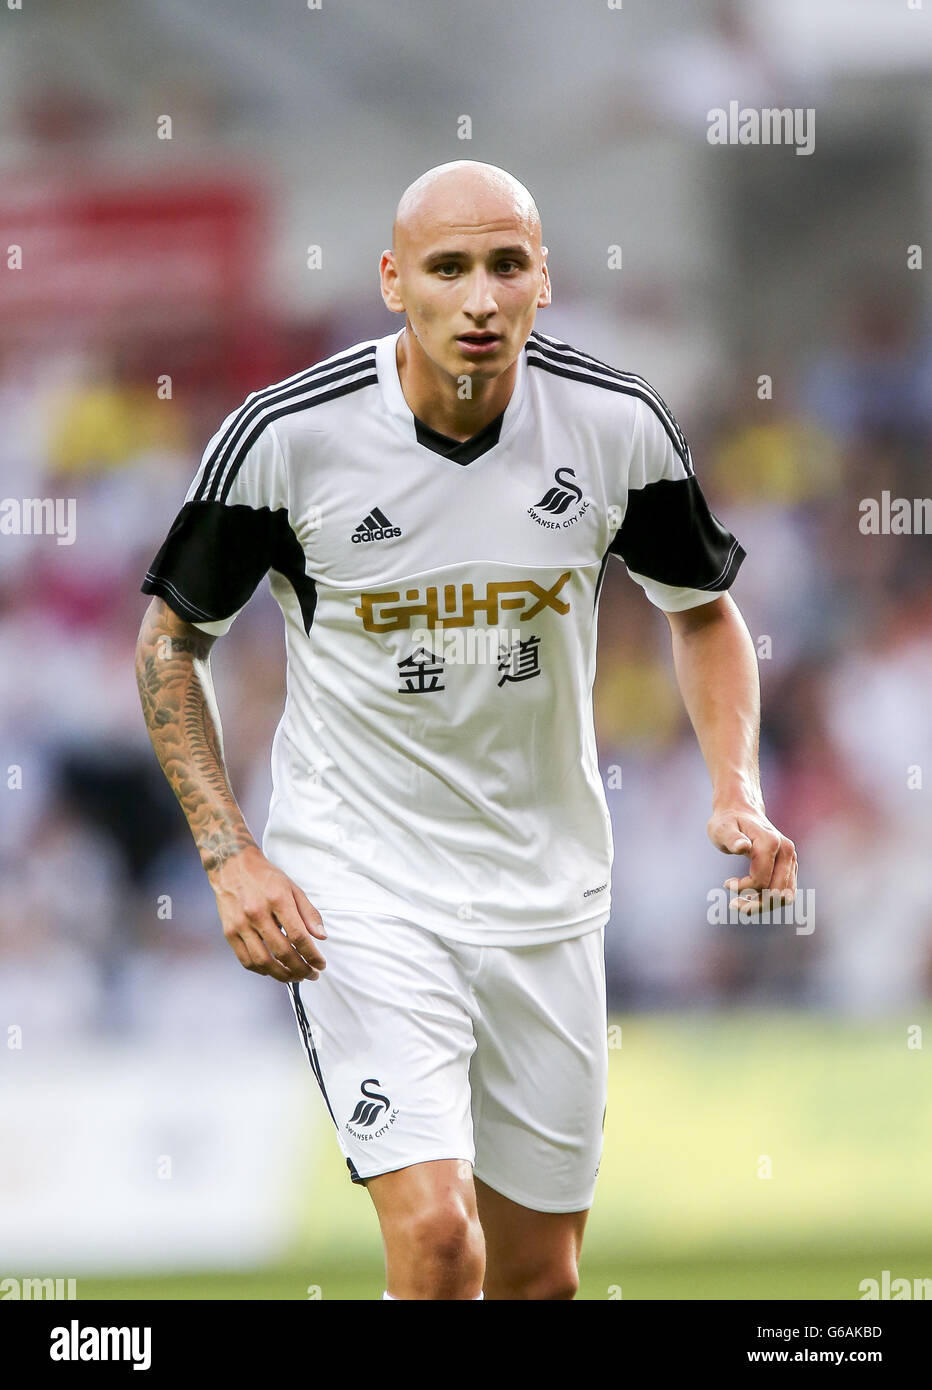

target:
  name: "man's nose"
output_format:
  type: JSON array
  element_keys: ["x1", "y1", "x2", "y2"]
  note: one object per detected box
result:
[{"x1": 462, "y1": 270, "x2": 498, "y2": 319}]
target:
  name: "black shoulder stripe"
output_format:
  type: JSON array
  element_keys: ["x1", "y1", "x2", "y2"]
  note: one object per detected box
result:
[
  {"x1": 528, "y1": 330, "x2": 669, "y2": 399},
  {"x1": 526, "y1": 353, "x2": 691, "y2": 472},
  {"x1": 526, "y1": 333, "x2": 692, "y2": 472},
  {"x1": 196, "y1": 343, "x2": 377, "y2": 501},
  {"x1": 201, "y1": 354, "x2": 377, "y2": 503},
  {"x1": 216, "y1": 371, "x2": 378, "y2": 504},
  {"x1": 196, "y1": 347, "x2": 378, "y2": 503}
]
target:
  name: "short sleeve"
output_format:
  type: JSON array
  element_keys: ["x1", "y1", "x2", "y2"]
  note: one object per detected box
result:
[
  {"x1": 609, "y1": 395, "x2": 745, "y2": 612},
  {"x1": 141, "y1": 411, "x2": 307, "y2": 635}
]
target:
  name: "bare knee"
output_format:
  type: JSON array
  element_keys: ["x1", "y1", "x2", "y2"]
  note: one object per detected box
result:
[
  {"x1": 411, "y1": 1200, "x2": 482, "y2": 1267},
  {"x1": 526, "y1": 1261, "x2": 579, "y2": 1300},
  {"x1": 384, "y1": 1196, "x2": 485, "y2": 1298},
  {"x1": 487, "y1": 1255, "x2": 580, "y2": 1301}
]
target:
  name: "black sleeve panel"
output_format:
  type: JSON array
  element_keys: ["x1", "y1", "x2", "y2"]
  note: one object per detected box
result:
[
  {"x1": 141, "y1": 500, "x2": 318, "y2": 633},
  {"x1": 609, "y1": 475, "x2": 746, "y2": 591}
]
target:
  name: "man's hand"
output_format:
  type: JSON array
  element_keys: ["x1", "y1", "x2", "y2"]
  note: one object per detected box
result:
[
  {"x1": 207, "y1": 845, "x2": 328, "y2": 983},
  {"x1": 663, "y1": 596, "x2": 797, "y2": 916},
  {"x1": 707, "y1": 807, "x2": 797, "y2": 914}
]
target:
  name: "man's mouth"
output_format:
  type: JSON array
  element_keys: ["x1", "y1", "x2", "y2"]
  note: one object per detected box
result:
[{"x1": 456, "y1": 332, "x2": 501, "y2": 355}]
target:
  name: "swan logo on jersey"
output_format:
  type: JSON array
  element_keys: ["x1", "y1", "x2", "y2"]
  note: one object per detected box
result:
[
  {"x1": 355, "y1": 572, "x2": 572, "y2": 632},
  {"x1": 528, "y1": 467, "x2": 591, "y2": 529},
  {"x1": 346, "y1": 1079, "x2": 399, "y2": 1141}
]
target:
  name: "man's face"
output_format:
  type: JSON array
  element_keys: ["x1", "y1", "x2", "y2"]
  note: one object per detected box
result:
[{"x1": 381, "y1": 193, "x2": 551, "y2": 385}]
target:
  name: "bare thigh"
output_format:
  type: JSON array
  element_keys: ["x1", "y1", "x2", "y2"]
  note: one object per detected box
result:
[{"x1": 475, "y1": 1176, "x2": 589, "y2": 1300}]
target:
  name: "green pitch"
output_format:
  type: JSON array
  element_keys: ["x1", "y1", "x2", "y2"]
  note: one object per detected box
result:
[
  {"x1": 76, "y1": 1011, "x2": 932, "y2": 1301},
  {"x1": 75, "y1": 1249, "x2": 932, "y2": 1301}
]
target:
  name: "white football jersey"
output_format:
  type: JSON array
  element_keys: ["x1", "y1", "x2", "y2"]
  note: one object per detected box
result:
[{"x1": 143, "y1": 328, "x2": 745, "y2": 945}]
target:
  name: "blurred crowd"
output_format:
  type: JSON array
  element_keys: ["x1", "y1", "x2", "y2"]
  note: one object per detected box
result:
[
  {"x1": 596, "y1": 290, "x2": 932, "y2": 1014},
  {"x1": 1, "y1": 280, "x2": 930, "y2": 1045}
]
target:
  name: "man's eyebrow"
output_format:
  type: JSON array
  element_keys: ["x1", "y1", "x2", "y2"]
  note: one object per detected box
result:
[{"x1": 421, "y1": 244, "x2": 532, "y2": 265}]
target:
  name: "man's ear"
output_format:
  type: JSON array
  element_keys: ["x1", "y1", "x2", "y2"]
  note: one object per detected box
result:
[
  {"x1": 380, "y1": 249, "x2": 406, "y2": 314},
  {"x1": 538, "y1": 251, "x2": 552, "y2": 308}
]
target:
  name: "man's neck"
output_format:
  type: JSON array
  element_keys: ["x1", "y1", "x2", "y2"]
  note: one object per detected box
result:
[{"x1": 395, "y1": 326, "x2": 517, "y2": 442}]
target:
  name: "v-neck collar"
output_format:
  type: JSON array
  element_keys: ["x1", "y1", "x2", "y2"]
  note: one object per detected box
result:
[
  {"x1": 413, "y1": 408, "x2": 506, "y2": 465},
  {"x1": 376, "y1": 328, "x2": 528, "y2": 466}
]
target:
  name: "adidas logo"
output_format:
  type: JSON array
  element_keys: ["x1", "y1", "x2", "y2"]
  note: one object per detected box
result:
[{"x1": 351, "y1": 506, "x2": 402, "y2": 543}]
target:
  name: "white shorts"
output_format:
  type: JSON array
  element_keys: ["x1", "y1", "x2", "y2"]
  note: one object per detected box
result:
[{"x1": 288, "y1": 910, "x2": 608, "y2": 1214}]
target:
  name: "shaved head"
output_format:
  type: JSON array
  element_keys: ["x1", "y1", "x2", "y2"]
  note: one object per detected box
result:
[
  {"x1": 392, "y1": 161, "x2": 541, "y2": 255},
  {"x1": 380, "y1": 160, "x2": 550, "y2": 436}
]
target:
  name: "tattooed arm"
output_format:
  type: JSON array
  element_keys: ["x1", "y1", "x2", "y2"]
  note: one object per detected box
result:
[{"x1": 135, "y1": 597, "x2": 326, "y2": 982}]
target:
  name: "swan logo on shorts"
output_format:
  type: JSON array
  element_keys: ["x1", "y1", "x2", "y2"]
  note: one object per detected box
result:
[
  {"x1": 349, "y1": 1079, "x2": 390, "y2": 1127},
  {"x1": 346, "y1": 1079, "x2": 400, "y2": 1141}
]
